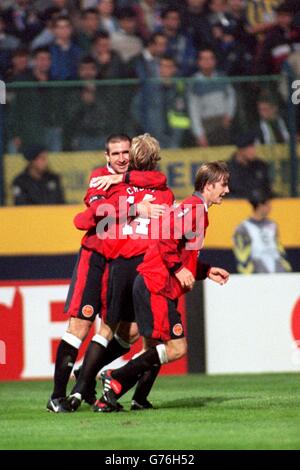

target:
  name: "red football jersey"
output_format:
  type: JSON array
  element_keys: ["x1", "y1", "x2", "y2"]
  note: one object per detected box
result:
[
  {"x1": 76, "y1": 169, "x2": 171, "y2": 258},
  {"x1": 106, "y1": 186, "x2": 175, "y2": 259},
  {"x1": 83, "y1": 166, "x2": 167, "y2": 208},
  {"x1": 137, "y1": 193, "x2": 210, "y2": 300}
]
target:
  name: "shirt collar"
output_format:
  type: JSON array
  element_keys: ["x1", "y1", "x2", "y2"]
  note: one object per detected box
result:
[
  {"x1": 107, "y1": 163, "x2": 116, "y2": 174},
  {"x1": 193, "y1": 191, "x2": 208, "y2": 212}
]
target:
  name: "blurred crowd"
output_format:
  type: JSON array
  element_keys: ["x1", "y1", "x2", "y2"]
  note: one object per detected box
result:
[
  {"x1": 1, "y1": 1, "x2": 300, "y2": 80},
  {"x1": 2, "y1": 1, "x2": 296, "y2": 271},
  {"x1": 0, "y1": 0, "x2": 299, "y2": 153}
]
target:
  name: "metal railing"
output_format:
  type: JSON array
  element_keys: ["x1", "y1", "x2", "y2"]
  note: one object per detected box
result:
[{"x1": 0, "y1": 71, "x2": 298, "y2": 205}]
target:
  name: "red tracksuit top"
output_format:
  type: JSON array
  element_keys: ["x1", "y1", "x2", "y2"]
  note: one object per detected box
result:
[{"x1": 137, "y1": 192, "x2": 210, "y2": 300}]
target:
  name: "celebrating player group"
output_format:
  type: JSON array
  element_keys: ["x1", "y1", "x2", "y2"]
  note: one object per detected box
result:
[{"x1": 47, "y1": 133, "x2": 230, "y2": 414}]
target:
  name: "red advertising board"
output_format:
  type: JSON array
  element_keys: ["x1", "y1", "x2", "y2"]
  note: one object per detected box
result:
[{"x1": 0, "y1": 280, "x2": 187, "y2": 380}]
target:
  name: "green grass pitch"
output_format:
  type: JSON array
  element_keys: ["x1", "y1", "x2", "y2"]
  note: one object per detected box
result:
[{"x1": 0, "y1": 374, "x2": 299, "y2": 450}]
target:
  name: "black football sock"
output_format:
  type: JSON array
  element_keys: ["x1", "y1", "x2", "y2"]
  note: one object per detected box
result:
[
  {"x1": 52, "y1": 337, "x2": 80, "y2": 399},
  {"x1": 103, "y1": 336, "x2": 130, "y2": 365},
  {"x1": 112, "y1": 347, "x2": 160, "y2": 386},
  {"x1": 71, "y1": 335, "x2": 108, "y2": 396},
  {"x1": 132, "y1": 364, "x2": 161, "y2": 404}
]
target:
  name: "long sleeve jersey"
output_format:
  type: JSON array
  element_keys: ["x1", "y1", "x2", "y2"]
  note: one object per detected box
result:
[
  {"x1": 75, "y1": 167, "x2": 172, "y2": 259},
  {"x1": 138, "y1": 192, "x2": 210, "y2": 300}
]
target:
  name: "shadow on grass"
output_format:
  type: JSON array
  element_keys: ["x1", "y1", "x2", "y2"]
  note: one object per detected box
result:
[{"x1": 159, "y1": 396, "x2": 250, "y2": 409}]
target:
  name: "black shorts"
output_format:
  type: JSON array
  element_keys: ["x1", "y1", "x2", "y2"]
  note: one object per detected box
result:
[
  {"x1": 133, "y1": 275, "x2": 185, "y2": 342},
  {"x1": 102, "y1": 255, "x2": 144, "y2": 325},
  {"x1": 64, "y1": 247, "x2": 106, "y2": 321}
]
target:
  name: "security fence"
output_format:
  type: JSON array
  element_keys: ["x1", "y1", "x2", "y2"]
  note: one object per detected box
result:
[{"x1": 0, "y1": 72, "x2": 299, "y2": 205}]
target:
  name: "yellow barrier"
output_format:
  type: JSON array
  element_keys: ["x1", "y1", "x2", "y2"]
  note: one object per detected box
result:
[
  {"x1": 4, "y1": 144, "x2": 294, "y2": 205},
  {"x1": 0, "y1": 199, "x2": 299, "y2": 256}
]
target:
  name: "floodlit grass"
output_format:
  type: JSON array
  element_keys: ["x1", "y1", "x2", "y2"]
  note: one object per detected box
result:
[{"x1": 0, "y1": 374, "x2": 299, "y2": 450}]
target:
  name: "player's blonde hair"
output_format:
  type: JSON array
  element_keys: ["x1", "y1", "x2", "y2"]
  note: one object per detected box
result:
[{"x1": 129, "y1": 133, "x2": 161, "y2": 171}]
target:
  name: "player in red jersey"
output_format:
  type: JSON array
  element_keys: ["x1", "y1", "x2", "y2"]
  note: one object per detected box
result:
[
  {"x1": 47, "y1": 134, "x2": 166, "y2": 413},
  {"x1": 67, "y1": 134, "x2": 175, "y2": 412},
  {"x1": 99, "y1": 162, "x2": 230, "y2": 410}
]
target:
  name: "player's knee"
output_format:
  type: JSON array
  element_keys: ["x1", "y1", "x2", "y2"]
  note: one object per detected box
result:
[
  {"x1": 67, "y1": 317, "x2": 91, "y2": 341},
  {"x1": 99, "y1": 321, "x2": 115, "y2": 341},
  {"x1": 117, "y1": 321, "x2": 139, "y2": 344}
]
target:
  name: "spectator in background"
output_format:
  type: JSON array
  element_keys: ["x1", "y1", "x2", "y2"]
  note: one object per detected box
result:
[
  {"x1": 77, "y1": 55, "x2": 98, "y2": 80},
  {"x1": 246, "y1": 0, "x2": 281, "y2": 35},
  {"x1": 213, "y1": 23, "x2": 253, "y2": 76},
  {"x1": 49, "y1": 15, "x2": 82, "y2": 80},
  {"x1": 126, "y1": 32, "x2": 167, "y2": 79},
  {"x1": 42, "y1": 0, "x2": 78, "y2": 22},
  {"x1": 12, "y1": 145, "x2": 65, "y2": 205},
  {"x1": 7, "y1": 47, "x2": 63, "y2": 153},
  {"x1": 91, "y1": 31, "x2": 125, "y2": 133},
  {"x1": 75, "y1": 8, "x2": 100, "y2": 53},
  {"x1": 111, "y1": 7, "x2": 143, "y2": 63},
  {"x1": 97, "y1": 0, "x2": 119, "y2": 34},
  {"x1": 31, "y1": 7, "x2": 61, "y2": 50},
  {"x1": 3, "y1": 0, "x2": 42, "y2": 44},
  {"x1": 206, "y1": 0, "x2": 228, "y2": 27},
  {"x1": 188, "y1": 48, "x2": 236, "y2": 147},
  {"x1": 233, "y1": 189, "x2": 291, "y2": 273},
  {"x1": 158, "y1": 7, "x2": 197, "y2": 76},
  {"x1": 0, "y1": 13, "x2": 20, "y2": 77},
  {"x1": 225, "y1": 0, "x2": 256, "y2": 56},
  {"x1": 257, "y1": 1, "x2": 300, "y2": 75},
  {"x1": 92, "y1": 31, "x2": 123, "y2": 78},
  {"x1": 256, "y1": 97, "x2": 289, "y2": 144},
  {"x1": 65, "y1": 56, "x2": 110, "y2": 150},
  {"x1": 6, "y1": 47, "x2": 30, "y2": 80},
  {"x1": 227, "y1": 132, "x2": 272, "y2": 199},
  {"x1": 66, "y1": 83, "x2": 110, "y2": 150},
  {"x1": 133, "y1": 0, "x2": 162, "y2": 41},
  {"x1": 131, "y1": 56, "x2": 191, "y2": 148},
  {"x1": 181, "y1": 0, "x2": 213, "y2": 50}
]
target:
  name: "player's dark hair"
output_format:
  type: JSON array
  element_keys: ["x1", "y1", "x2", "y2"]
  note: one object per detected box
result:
[
  {"x1": 105, "y1": 134, "x2": 131, "y2": 153},
  {"x1": 194, "y1": 161, "x2": 229, "y2": 192}
]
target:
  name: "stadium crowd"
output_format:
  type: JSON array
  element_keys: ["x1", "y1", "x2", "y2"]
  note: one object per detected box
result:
[{"x1": 1, "y1": 0, "x2": 300, "y2": 155}]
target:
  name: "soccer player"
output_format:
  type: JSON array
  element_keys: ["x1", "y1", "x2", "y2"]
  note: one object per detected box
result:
[
  {"x1": 67, "y1": 134, "x2": 175, "y2": 412},
  {"x1": 47, "y1": 134, "x2": 167, "y2": 412},
  {"x1": 99, "y1": 161, "x2": 230, "y2": 410}
]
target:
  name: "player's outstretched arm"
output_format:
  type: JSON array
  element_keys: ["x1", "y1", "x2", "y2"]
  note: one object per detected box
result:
[
  {"x1": 89, "y1": 174, "x2": 123, "y2": 191},
  {"x1": 90, "y1": 171, "x2": 167, "y2": 191},
  {"x1": 125, "y1": 170, "x2": 167, "y2": 189},
  {"x1": 207, "y1": 267, "x2": 229, "y2": 285}
]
